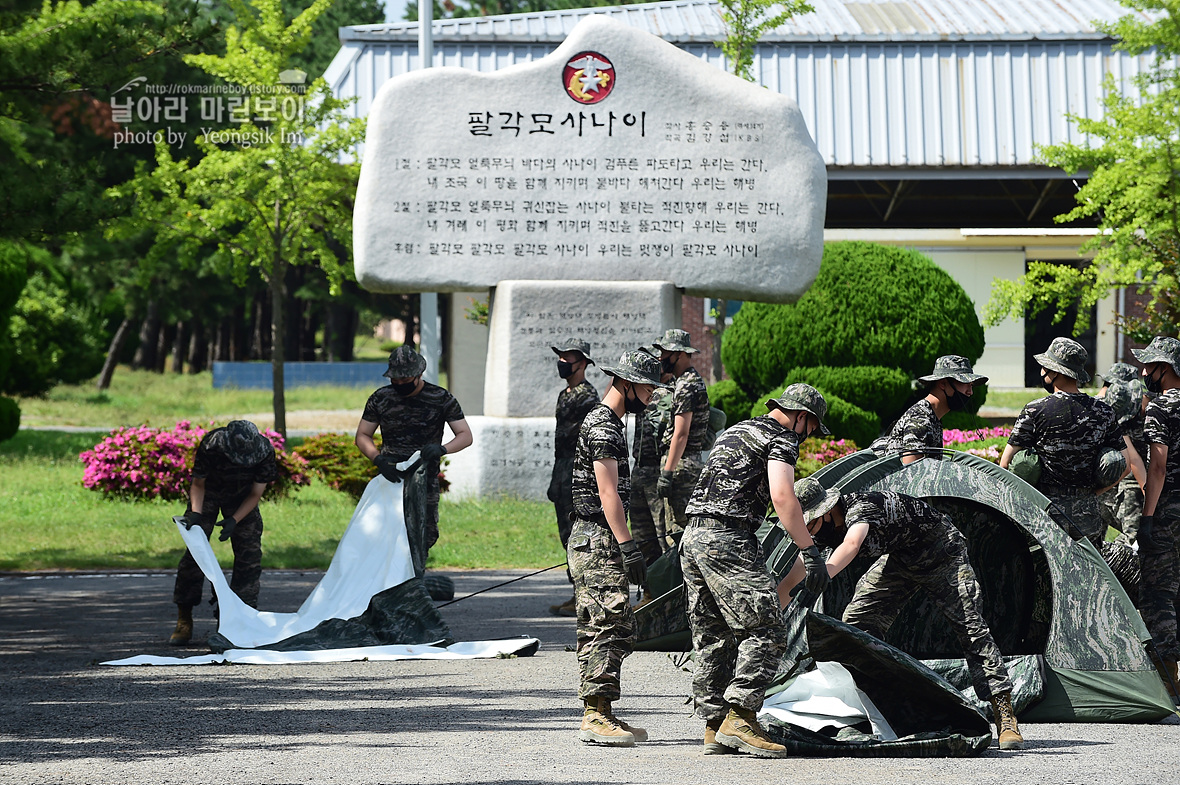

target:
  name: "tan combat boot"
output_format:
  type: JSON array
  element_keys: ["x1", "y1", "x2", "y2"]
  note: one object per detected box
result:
[
  {"x1": 549, "y1": 596, "x2": 576, "y2": 617},
  {"x1": 703, "y1": 717, "x2": 736, "y2": 755},
  {"x1": 990, "y1": 691, "x2": 1025, "y2": 751},
  {"x1": 715, "y1": 707, "x2": 787, "y2": 758},
  {"x1": 579, "y1": 697, "x2": 636, "y2": 747},
  {"x1": 604, "y1": 701, "x2": 648, "y2": 742},
  {"x1": 169, "y1": 605, "x2": 193, "y2": 646}
]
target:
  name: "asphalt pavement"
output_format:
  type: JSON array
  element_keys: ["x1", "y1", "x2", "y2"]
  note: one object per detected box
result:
[{"x1": 2, "y1": 567, "x2": 1180, "y2": 784}]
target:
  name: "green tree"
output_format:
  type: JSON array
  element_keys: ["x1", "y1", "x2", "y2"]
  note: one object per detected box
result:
[
  {"x1": 112, "y1": 0, "x2": 366, "y2": 437},
  {"x1": 716, "y1": 0, "x2": 812, "y2": 81},
  {"x1": 983, "y1": 0, "x2": 1180, "y2": 340}
]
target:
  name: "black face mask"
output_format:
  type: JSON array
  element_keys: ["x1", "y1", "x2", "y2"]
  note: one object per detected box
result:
[
  {"x1": 1145, "y1": 367, "x2": 1166, "y2": 394},
  {"x1": 624, "y1": 385, "x2": 647, "y2": 414},
  {"x1": 946, "y1": 386, "x2": 971, "y2": 412},
  {"x1": 1041, "y1": 371, "x2": 1057, "y2": 393},
  {"x1": 661, "y1": 354, "x2": 678, "y2": 375},
  {"x1": 557, "y1": 360, "x2": 576, "y2": 379},
  {"x1": 391, "y1": 379, "x2": 418, "y2": 396},
  {"x1": 792, "y1": 415, "x2": 813, "y2": 442},
  {"x1": 813, "y1": 516, "x2": 841, "y2": 548}
]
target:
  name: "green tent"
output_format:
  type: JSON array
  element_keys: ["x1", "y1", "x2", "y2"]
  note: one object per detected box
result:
[{"x1": 636, "y1": 449, "x2": 1175, "y2": 722}]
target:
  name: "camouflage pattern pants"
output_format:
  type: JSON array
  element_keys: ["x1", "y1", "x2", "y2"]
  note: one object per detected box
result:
[
  {"x1": 680, "y1": 517, "x2": 788, "y2": 721},
  {"x1": 173, "y1": 497, "x2": 263, "y2": 609},
  {"x1": 548, "y1": 458, "x2": 576, "y2": 582},
  {"x1": 628, "y1": 465, "x2": 666, "y2": 565},
  {"x1": 1044, "y1": 490, "x2": 1105, "y2": 546},
  {"x1": 663, "y1": 455, "x2": 704, "y2": 543},
  {"x1": 1099, "y1": 474, "x2": 1143, "y2": 545},
  {"x1": 568, "y1": 518, "x2": 635, "y2": 701},
  {"x1": 1140, "y1": 494, "x2": 1180, "y2": 662},
  {"x1": 842, "y1": 522, "x2": 1013, "y2": 701}
]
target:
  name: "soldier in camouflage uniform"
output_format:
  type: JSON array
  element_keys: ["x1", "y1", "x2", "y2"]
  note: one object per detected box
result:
[
  {"x1": 356, "y1": 346, "x2": 473, "y2": 566},
  {"x1": 629, "y1": 377, "x2": 670, "y2": 568},
  {"x1": 783, "y1": 477, "x2": 1024, "y2": 750},
  {"x1": 654, "y1": 328, "x2": 711, "y2": 544},
  {"x1": 547, "y1": 338, "x2": 600, "y2": 616},
  {"x1": 568, "y1": 349, "x2": 668, "y2": 747},
  {"x1": 871, "y1": 355, "x2": 988, "y2": 464},
  {"x1": 681, "y1": 384, "x2": 831, "y2": 758},
  {"x1": 1134, "y1": 337, "x2": 1180, "y2": 698},
  {"x1": 171, "y1": 420, "x2": 279, "y2": 645},
  {"x1": 1097, "y1": 363, "x2": 1149, "y2": 545},
  {"x1": 1000, "y1": 337, "x2": 1125, "y2": 545}
]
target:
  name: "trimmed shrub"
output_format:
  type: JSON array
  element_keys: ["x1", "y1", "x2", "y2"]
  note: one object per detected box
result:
[
  {"x1": 79, "y1": 421, "x2": 310, "y2": 501},
  {"x1": 752, "y1": 386, "x2": 880, "y2": 448},
  {"x1": 0, "y1": 396, "x2": 19, "y2": 443},
  {"x1": 294, "y1": 432, "x2": 380, "y2": 499},
  {"x1": 293, "y1": 431, "x2": 451, "y2": 499},
  {"x1": 0, "y1": 241, "x2": 31, "y2": 388},
  {"x1": 784, "y1": 365, "x2": 911, "y2": 425},
  {"x1": 721, "y1": 241, "x2": 986, "y2": 397},
  {"x1": 707, "y1": 379, "x2": 754, "y2": 428}
]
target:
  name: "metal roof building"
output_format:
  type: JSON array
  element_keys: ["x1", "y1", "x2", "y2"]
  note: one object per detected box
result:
[{"x1": 327, "y1": 0, "x2": 1161, "y2": 388}]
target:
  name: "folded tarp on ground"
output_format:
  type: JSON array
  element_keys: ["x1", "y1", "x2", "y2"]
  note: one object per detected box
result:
[
  {"x1": 102, "y1": 638, "x2": 540, "y2": 666},
  {"x1": 104, "y1": 462, "x2": 537, "y2": 665}
]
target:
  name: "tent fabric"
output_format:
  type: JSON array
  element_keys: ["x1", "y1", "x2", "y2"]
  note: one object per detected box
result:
[
  {"x1": 101, "y1": 638, "x2": 540, "y2": 666},
  {"x1": 925, "y1": 654, "x2": 1046, "y2": 716},
  {"x1": 761, "y1": 613, "x2": 992, "y2": 757},
  {"x1": 635, "y1": 449, "x2": 1175, "y2": 722}
]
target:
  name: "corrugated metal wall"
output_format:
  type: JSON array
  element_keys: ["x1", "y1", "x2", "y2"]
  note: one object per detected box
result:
[{"x1": 329, "y1": 37, "x2": 1155, "y2": 170}]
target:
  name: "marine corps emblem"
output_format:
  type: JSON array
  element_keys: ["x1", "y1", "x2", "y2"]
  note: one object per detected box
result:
[{"x1": 563, "y1": 52, "x2": 615, "y2": 104}]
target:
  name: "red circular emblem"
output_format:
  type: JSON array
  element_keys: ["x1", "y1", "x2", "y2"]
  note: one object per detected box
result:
[{"x1": 562, "y1": 51, "x2": 615, "y2": 104}]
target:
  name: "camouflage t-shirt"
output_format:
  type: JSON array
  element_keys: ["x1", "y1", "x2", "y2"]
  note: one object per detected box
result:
[
  {"x1": 1144, "y1": 389, "x2": 1180, "y2": 495},
  {"x1": 361, "y1": 381, "x2": 465, "y2": 462},
  {"x1": 1007, "y1": 392, "x2": 1122, "y2": 489},
  {"x1": 572, "y1": 403, "x2": 630, "y2": 521},
  {"x1": 686, "y1": 414, "x2": 800, "y2": 526},
  {"x1": 843, "y1": 491, "x2": 950, "y2": 561},
  {"x1": 192, "y1": 430, "x2": 280, "y2": 501},
  {"x1": 1100, "y1": 382, "x2": 1147, "y2": 460},
  {"x1": 632, "y1": 386, "x2": 670, "y2": 468},
  {"x1": 661, "y1": 366, "x2": 711, "y2": 456},
  {"x1": 554, "y1": 380, "x2": 600, "y2": 460},
  {"x1": 870, "y1": 399, "x2": 942, "y2": 458}
]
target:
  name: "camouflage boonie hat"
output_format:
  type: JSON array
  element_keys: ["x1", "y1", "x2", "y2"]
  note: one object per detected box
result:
[
  {"x1": 383, "y1": 345, "x2": 427, "y2": 379},
  {"x1": 1034, "y1": 337, "x2": 1090, "y2": 384},
  {"x1": 1102, "y1": 362, "x2": 1140, "y2": 385},
  {"x1": 1133, "y1": 336, "x2": 1180, "y2": 377},
  {"x1": 766, "y1": 383, "x2": 831, "y2": 436},
  {"x1": 550, "y1": 337, "x2": 595, "y2": 365},
  {"x1": 1094, "y1": 447, "x2": 1127, "y2": 488},
  {"x1": 918, "y1": 355, "x2": 988, "y2": 385},
  {"x1": 795, "y1": 476, "x2": 842, "y2": 524},
  {"x1": 1101, "y1": 379, "x2": 1146, "y2": 428},
  {"x1": 652, "y1": 328, "x2": 698, "y2": 354},
  {"x1": 600, "y1": 349, "x2": 671, "y2": 388},
  {"x1": 204, "y1": 420, "x2": 272, "y2": 467}
]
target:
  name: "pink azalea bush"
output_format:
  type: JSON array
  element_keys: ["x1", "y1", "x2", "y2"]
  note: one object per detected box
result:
[
  {"x1": 944, "y1": 426, "x2": 1011, "y2": 464},
  {"x1": 79, "y1": 420, "x2": 310, "y2": 500},
  {"x1": 797, "y1": 437, "x2": 860, "y2": 478}
]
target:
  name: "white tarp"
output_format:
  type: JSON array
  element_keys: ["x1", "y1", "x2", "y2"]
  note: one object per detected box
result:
[
  {"x1": 760, "y1": 661, "x2": 898, "y2": 741},
  {"x1": 103, "y1": 454, "x2": 541, "y2": 665},
  {"x1": 102, "y1": 638, "x2": 539, "y2": 666}
]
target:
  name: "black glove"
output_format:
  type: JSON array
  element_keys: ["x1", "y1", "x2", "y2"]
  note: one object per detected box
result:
[
  {"x1": 1138, "y1": 515, "x2": 1157, "y2": 551},
  {"x1": 790, "y1": 582, "x2": 821, "y2": 609},
  {"x1": 800, "y1": 544, "x2": 830, "y2": 599},
  {"x1": 218, "y1": 515, "x2": 238, "y2": 542},
  {"x1": 619, "y1": 539, "x2": 647, "y2": 586},
  {"x1": 180, "y1": 510, "x2": 207, "y2": 530},
  {"x1": 420, "y1": 443, "x2": 447, "y2": 463},
  {"x1": 657, "y1": 469, "x2": 675, "y2": 499},
  {"x1": 374, "y1": 454, "x2": 404, "y2": 484}
]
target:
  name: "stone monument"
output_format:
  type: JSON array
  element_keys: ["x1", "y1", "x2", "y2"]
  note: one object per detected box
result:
[{"x1": 353, "y1": 14, "x2": 826, "y2": 498}]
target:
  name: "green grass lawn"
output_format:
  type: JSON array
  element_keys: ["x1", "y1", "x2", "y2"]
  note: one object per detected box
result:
[{"x1": 0, "y1": 431, "x2": 562, "y2": 572}]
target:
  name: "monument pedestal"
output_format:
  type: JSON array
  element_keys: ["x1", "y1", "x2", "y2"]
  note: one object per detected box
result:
[{"x1": 448, "y1": 279, "x2": 676, "y2": 499}]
